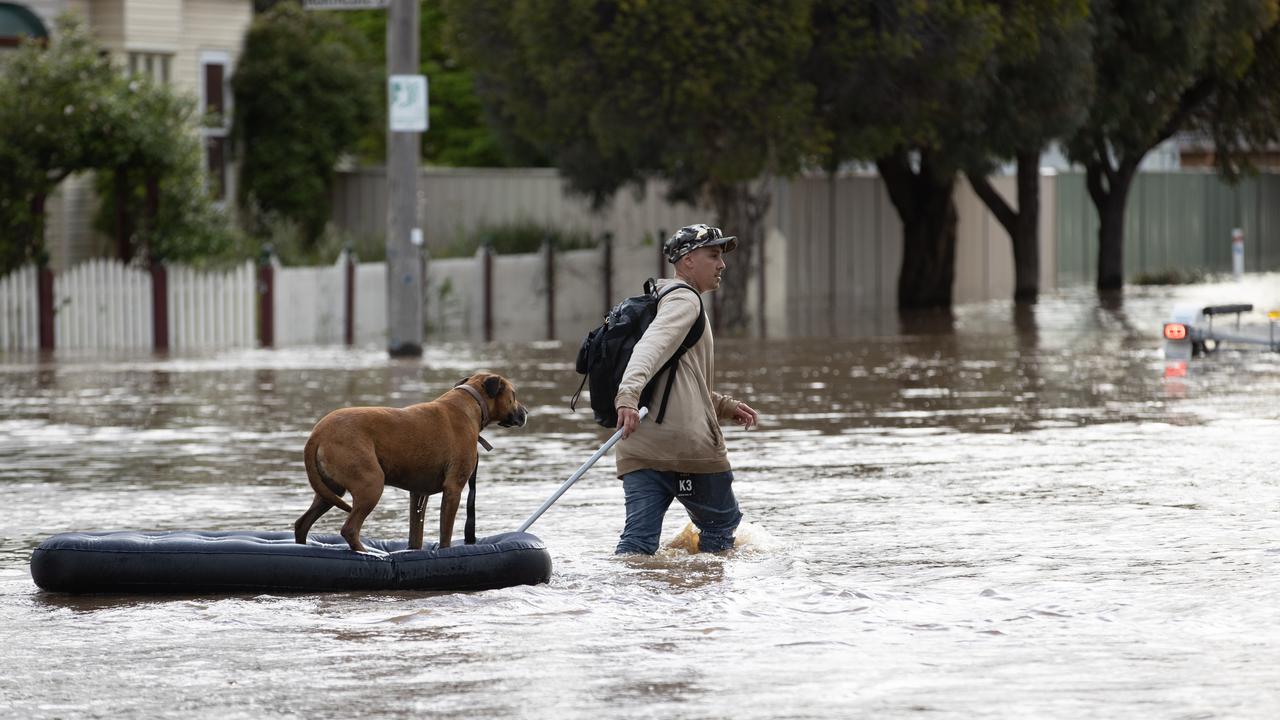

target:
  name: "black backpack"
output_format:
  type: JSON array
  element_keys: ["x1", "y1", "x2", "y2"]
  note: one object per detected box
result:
[{"x1": 571, "y1": 279, "x2": 705, "y2": 428}]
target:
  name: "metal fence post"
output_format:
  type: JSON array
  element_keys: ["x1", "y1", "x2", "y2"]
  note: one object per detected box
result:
[
  {"x1": 602, "y1": 231, "x2": 613, "y2": 311},
  {"x1": 656, "y1": 227, "x2": 667, "y2": 280},
  {"x1": 258, "y1": 244, "x2": 275, "y2": 349},
  {"x1": 757, "y1": 228, "x2": 767, "y2": 339},
  {"x1": 343, "y1": 243, "x2": 355, "y2": 346},
  {"x1": 543, "y1": 237, "x2": 555, "y2": 341},
  {"x1": 150, "y1": 262, "x2": 168, "y2": 352},
  {"x1": 37, "y1": 265, "x2": 53, "y2": 352},
  {"x1": 483, "y1": 243, "x2": 493, "y2": 342}
]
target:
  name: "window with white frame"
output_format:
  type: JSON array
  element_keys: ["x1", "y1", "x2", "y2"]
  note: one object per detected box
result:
[{"x1": 128, "y1": 51, "x2": 172, "y2": 84}]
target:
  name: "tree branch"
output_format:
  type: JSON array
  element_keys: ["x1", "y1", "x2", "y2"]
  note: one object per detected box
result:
[
  {"x1": 965, "y1": 171, "x2": 1017, "y2": 238},
  {"x1": 876, "y1": 147, "x2": 918, "y2": 219}
]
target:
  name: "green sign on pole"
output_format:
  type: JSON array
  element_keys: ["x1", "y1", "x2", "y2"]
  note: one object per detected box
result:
[{"x1": 388, "y1": 74, "x2": 428, "y2": 133}]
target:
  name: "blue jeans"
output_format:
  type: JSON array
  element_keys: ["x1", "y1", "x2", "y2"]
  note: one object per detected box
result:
[{"x1": 615, "y1": 469, "x2": 742, "y2": 555}]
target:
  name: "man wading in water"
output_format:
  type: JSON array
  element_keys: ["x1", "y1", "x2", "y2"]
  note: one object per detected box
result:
[{"x1": 613, "y1": 224, "x2": 759, "y2": 555}]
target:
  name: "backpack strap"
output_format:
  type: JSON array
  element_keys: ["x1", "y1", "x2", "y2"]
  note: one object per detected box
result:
[
  {"x1": 650, "y1": 283, "x2": 705, "y2": 424},
  {"x1": 568, "y1": 373, "x2": 588, "y2": 412}
]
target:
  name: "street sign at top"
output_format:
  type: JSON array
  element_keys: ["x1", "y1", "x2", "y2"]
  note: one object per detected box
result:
[{"x1": 303, "y1": 0, "x2": 390, "y2": 10}]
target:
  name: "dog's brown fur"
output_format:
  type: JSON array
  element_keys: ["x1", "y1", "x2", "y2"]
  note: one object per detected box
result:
[{"x1": 293, "y1": 372, "x2": 527, "y2": 553}]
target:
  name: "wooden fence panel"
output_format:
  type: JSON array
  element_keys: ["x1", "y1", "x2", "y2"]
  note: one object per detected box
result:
[
  {"x1": 166, "y1": 261, "x2": 255, "y2": 350},
  {"x1": 0, "y1": 265, "x2": 37, "y2": 351},
  {"x1": 425, "y1": 256, "x2": 474, "y2": 339},
  {"x1": 274, "y1": 258, "x2": 345, "y2": 347},
  {"x1": 491, "y1": 253, "x2": 544, "y2": 343},
  {"x1": 53, "y1": 259, "x2": 152, "y2": 350},
  {"x1": 353, "y1": 261, "x2": 387, "y2": 345},
  {"x1": 557, "y1": 247, "x2": 607, "y2": 342}
]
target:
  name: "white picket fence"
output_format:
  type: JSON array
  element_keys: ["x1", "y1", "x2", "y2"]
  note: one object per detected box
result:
[
  {"x1": 54, "y1": 259, "x2": 153, "y2": 350},
  {"x1": 166, "y1": 261, "x2": 256, "y2": 350},
  {"x1": 0, "y1": 244, "x2": 620, "y2": 353},
  {"x1": 0, "y1": 264, "x2": 38, "y2": 352},
  {"x1": 0, "y1": 260, "x2": 256, "y2": 352}
]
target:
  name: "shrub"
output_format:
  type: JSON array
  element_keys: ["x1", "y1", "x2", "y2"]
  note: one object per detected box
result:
[
  {"x1": 434, "y1": 219, "x2": 598, "y2": 258},
  {"x1": 1131, "y1": 268, "x2": 1208, "y2": 286}
]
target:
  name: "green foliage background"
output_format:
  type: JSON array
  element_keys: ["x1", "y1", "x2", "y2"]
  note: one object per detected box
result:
[
  {"x1": 231, "y1": 3, "x2": 377, "y2": 244},
  {"x1": 0, "y1": 15, "x2": 238, "y2": 274}
]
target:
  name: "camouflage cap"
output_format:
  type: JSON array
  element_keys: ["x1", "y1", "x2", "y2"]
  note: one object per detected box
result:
[{"x1": 663, "y1": 224, "x2": 738, "y2": 263}]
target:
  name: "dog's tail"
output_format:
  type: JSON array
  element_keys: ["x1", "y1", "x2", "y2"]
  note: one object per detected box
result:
[{"x1": 304, "y1": 436, "x2": 353, "y2": 513}]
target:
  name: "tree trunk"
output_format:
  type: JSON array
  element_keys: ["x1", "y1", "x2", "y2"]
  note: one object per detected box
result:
[
  {"x1": 878, "y1": 148, "x2": 958, "y2": 311},
  {"x1": 30, "y1": 192, "x2": 47, "y2": 266},
  {"x1": 115, "y1": 166, "x2": 133, "y2": 263},
  {"x1": 967, "y1": 149, "x2": 1041, "y2": 303},
  {"x1": 1085, "y1": 158, "x2": 1138, "y2": 292},
  {"x1": 709, "y1": 181, "x2": 770, "y2": 335},
  {"x1": 1011, "y1": 150, "x2": 1040, "y2": 303},
  {"x1": 827, "y1": 169, "x2": 838, "y2": 336},
  {"x1": 145, "y1": 175, "x2": 160, "y2": 263}
]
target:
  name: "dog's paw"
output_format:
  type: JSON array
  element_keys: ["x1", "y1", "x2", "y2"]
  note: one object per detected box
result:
[{"x1": 357, "y1": 547, "x2": 389, "y2": 558}]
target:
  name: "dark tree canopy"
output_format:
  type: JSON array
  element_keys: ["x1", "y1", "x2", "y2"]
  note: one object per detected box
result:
[
  {"x1": 1067, "y1": 0, "x2": 1280, "y2": 290},
  {"x1": 337, "y1": 2, "x2": 521, "y2": 166},
  {"x1": 232, "y1": 3, "x2": 377, "y2": 242},
  {"x1": 0, "y1": 15, "x2": 236, "y2": 272},
  {"x1": 810, "y1": 1, "x2": 1002, "y2": 311},
  {"x1": 446, "y1": 0, "x2": 815, "y2": 331},
  {"x1": 964, "y1": 0, "x2": 1093, "y2": 303}
]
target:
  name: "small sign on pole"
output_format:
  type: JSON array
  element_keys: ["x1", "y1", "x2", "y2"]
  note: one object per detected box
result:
[{"x1": 388, "y1": 74, "x2": 428, "y2": 133}]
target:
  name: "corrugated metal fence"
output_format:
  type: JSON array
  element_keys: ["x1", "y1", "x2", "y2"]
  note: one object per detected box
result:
[{"x1": 1056, "y1": 171, "x2": 1280, "y2": 284}]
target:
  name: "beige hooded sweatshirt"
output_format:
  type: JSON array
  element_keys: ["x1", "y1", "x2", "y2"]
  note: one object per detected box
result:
[{"x1": 613, "y1": 278, "x2": 741, "y2": 477}]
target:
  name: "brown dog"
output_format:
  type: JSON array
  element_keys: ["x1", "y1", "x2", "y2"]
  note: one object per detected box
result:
[{"x1": 293, "y1": 372, "x2": 528, "y2": 553}]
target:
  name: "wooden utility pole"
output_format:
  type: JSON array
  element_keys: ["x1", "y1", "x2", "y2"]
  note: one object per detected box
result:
[{"x1": 386, "y1": 0, "x2": 423, "y2": 356}]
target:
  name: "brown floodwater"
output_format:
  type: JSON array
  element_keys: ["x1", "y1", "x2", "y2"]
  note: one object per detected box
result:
[{"x1": 2, "y1": 275, "x2": 1279, "y2": 718}]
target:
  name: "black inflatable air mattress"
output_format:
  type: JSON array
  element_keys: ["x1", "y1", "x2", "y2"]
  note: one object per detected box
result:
[{"x1": 30, "y1": 530, "x2": 552, "y2": 594}]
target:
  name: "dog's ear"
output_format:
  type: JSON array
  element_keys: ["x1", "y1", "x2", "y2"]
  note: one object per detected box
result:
[
  {"x1": 455, "y1": 377, "x2": 470, "y2": 387},
  {"x1": 483, "y1": 375, "x2": 503, "y2": 398}
]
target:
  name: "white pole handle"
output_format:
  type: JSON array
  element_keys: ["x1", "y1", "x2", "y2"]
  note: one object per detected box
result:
[{"x1": 516, "y1": 406, "x2": 648, "y2": 534}]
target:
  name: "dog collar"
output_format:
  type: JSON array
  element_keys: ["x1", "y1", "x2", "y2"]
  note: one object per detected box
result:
[{"x1": 456, "y1": 384, "x2": 494, "y2": 451}]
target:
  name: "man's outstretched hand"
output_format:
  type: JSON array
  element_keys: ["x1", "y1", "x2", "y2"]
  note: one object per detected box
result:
[
  {"x1": 617, "y1": 406, "x2": 641, "y2": 439},
  {"x1": 732, "y1": 402, "x2": 758, "y2": 429}
]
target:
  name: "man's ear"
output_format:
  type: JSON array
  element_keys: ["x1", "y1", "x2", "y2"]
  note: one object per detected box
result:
[{"x1": 483, "y1": 375, "x2": 503, "y2": 398}]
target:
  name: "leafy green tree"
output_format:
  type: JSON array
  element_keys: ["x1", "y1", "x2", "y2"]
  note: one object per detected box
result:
[
  {"x1": 446, "y1": 0, "x2": 815, "y2": 332},
  {"x1": 232, "y1": 3, "x2": 377, "y2": 243},
  {"x1": 1066, "y1": 0, "x2": 1280, "y2": 291},
  {"x1": 92, "y1": 77, "x2": 242, "y2": 264},
  {"x1": 0, "y1": 14, "x2": 236, "y2": 273},
  {"x1": 339, "y1": 2, "x2": 524, "y2": 166},
  {"x1": 812, "y1": 1, "x2": 1002, "y2": 311},
  {"x1": 253, "y1": 0, "x2": 290, "y2": 12},
  {"x1": 0, "y1": 15, "x2": 119, "y2": 269},
  {"x1": 963, "y1": 0, "x2": 1092, "y2": 303}
]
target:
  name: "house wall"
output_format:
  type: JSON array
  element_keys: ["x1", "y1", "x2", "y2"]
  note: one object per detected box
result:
[
  {"x1": 86, "y1": 0, "x2": 124, "y2": 54},
  {"x1": 175, "y1": 0, "x2": 250, "y2": 98},
  {"x1": 124, "y1": 0, "x2": 179, "y2": 54}
]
